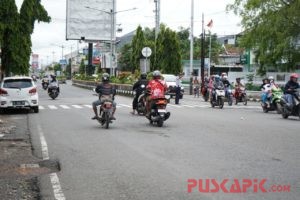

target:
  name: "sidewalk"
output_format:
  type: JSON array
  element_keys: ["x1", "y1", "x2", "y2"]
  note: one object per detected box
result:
[{"x1": 0, "y1": 113, "x2": 59, "y2": 200}]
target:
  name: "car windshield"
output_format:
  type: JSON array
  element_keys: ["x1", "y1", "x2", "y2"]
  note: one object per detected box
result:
[
  {"x1": 163, "y1": 75, "x2": 176, "y2": 82},
  {"x1": 3, "y1": 79, "x2": 33, "y2": 89}
]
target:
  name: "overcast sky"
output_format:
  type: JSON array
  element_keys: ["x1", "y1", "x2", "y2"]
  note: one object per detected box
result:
[{"x1": 15, "y1": 0, "x2": 241, "y2": 66}]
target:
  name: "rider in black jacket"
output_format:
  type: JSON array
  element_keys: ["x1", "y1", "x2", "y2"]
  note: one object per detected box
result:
[
  {"x1": 131, "y1": 73, "x2": 148, "y2": 114},
  {"x1": 284, "y1": 73, "x2": 300, "y2": 108}
]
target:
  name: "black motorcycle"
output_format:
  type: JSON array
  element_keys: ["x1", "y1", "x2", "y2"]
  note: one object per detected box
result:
[
  {"x1": 147, "y1": 97, "x2": 171, "y2": 127},
  {"x1": 135, "y1": 84, "x2": 147, "y2": 115},
  {"x1": 42, "y1": 81, "x2": 49, "y2": 90},
  {"x1": 280, "y1": 89, "x2": 300, "y2": 120},
  {"x1": 97, "y1": 95, "x2": 114, "y2": 129},
  {"x1": 48, "y1": 82, "x2": 59, "y2": 100}
]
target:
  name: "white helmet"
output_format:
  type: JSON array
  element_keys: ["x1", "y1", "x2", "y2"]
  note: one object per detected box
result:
[
  {"x1": 223, "y1": 76, "x2": 228, "y2": 80},
  {"x1": 268, "y1": 76, "x2": 274, "y2": 80}
]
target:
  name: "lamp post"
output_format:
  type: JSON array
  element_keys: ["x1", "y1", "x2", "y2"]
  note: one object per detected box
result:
[{"x1": 85, "y1": 5, "x2": 137, "y2": 76}]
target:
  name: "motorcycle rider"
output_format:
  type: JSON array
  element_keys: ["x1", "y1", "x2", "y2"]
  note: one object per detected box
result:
[
  {"x1": 131, "y1": 73, "x2": 148, "y2": 115},
  {"x1": 222, "y1": 75, "x2": 231, "y2": 98},
  {"x1": 92, "y1": 73, "x2": 117, "y2": 120},
  {"x1": 284, "y1": 73, "x2": 300, "y2": 109},
  {"x1": 145, "y1": 70, "x2": 167, "y2": 117},
  {"x1": 212, "y1": 75, "x2": 224, "y2": 102},
  {"x1": 48, "y1": 74, "x2": 59, "y2": 94},
  {"x1": 260, "y1": 78, "x2": 271, "y2": 105}
]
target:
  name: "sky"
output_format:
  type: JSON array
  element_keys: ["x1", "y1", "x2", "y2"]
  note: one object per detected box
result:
[{"x1": 15, "y1": 0, "x2": 242, "y2": 67}]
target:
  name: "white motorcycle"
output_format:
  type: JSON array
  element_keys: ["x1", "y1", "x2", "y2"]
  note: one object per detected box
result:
[{"x1": 211, "y1": 86, "x2": 225, "y2": 109}]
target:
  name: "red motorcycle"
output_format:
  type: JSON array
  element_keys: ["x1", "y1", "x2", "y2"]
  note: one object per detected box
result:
[
  {"x1": 201, "y1": 86, "x2": 209, "y2": 102},
  {"x1": 234, "y1": 87, "x2": 247, "y2": 105},
  {"x1": 147, "y1": 97, "x2": 170, "y2": 127}
]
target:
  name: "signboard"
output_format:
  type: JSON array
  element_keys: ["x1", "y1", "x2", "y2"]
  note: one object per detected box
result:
[
  {"x1": 59, "y1": 59, "x2": 68, "y2": 65},
  {"x1": 66, "y1": 0, "x2": 114, "y2": 41},
  {"x1": 142, "y1": 47, "x2": 152, "y2": 58},
  {"x1": 31, "y1": 54, "x2": 39, "y2": 68}
]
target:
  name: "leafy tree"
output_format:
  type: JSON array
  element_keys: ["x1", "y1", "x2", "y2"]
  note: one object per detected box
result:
[
  {"x1": 131, "y1": 25, "x2": 145, "y2": 72},
  {"x1": 228, "y1": 0, "x2": 300, "y2": 73},
  {"x1": 53, "y1": 63, "x2": 62, "y2": 73},
  {"x1": 0, "y1": 0, "x2": 20, "y2": 77},
  {"x1": 0, "y1": 0, "x2": 50, "y2": 77},
  {"x1": 118, "y1": 43, "x2": 132, "y2": 71},
  {"x1": 79, "y1": 59, "x2": 85, "y2": 74},
  {"x1": 158, "y1": 28, "x2": 182, "y2": 74},
  {"x1": 65, "y1": 58, "x2": 72, "y2": 78}
]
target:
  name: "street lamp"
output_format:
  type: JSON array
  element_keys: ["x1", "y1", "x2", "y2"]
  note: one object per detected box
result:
[{"x1": 85, "y1": 6, "x2": 137, "y2": 76}]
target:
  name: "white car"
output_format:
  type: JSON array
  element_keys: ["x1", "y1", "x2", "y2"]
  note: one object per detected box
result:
[
  {"x1": 162, "y1": 74, "x2": 184, "y2": 99},
  {"x1": 0, "y1": 76, "x2": 39, "y2": 113}
]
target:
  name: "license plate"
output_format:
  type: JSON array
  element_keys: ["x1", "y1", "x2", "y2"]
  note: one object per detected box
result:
[
  {"x1": 157, "y1": 109, "x2": 166, "y2": 113},
  {"x1": 13, "y1": 101, "x2": 25, "y2": 106}
]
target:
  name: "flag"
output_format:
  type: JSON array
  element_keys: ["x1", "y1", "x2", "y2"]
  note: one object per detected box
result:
[{"x1": 207, "y1": 19, "x2": 213, "y2": 28}]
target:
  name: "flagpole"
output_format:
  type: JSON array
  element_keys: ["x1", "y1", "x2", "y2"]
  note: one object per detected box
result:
[{"x1": 208, "y1": 31, "x2": 212, "y2": 76}]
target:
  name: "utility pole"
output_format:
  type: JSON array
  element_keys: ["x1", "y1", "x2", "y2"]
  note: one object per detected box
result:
[
  {"x1": 154, "y1": 0, "x2": 160, "y2": 68},
  {"x1": 189, "y1": 0, "x2": 194, "y2": 95},
  {"x1": 201, "y1": 13, "x2": 205, "y2": 87}
]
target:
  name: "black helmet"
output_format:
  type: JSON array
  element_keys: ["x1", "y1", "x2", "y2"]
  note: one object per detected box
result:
[
  {"x1": 140, "y1": 73, "x2": 147, "y2": 79},
  {"x1": 102, "y1": 73, "x2": 110, "y2": 82}
]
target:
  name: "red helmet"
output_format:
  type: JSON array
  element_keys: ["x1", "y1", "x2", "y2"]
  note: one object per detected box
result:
[{"x1": 290, "y1": 73, "x2": 299, "y2": 79}]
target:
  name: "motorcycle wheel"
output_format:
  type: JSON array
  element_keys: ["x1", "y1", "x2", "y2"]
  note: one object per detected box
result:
[
  {"x1": 219, "y1": 98, "x2": 224, "y2": 109},
  {"x1": 242, "y1": 95, "x2": 247, "y2": 105},
  {"x1": 105, "y1": 113, "x2": 110, "y2": 129},
  {"x1": 204, "y1": 92, "x2": 209, "y2": 102},
  {"x1": 157, "y1": 118, "x2": 164, "y2": 127},
  {"x1": 281, "y1": 107, "x2": 289, "y2": 119},
  {"x1": 50, "y1": 94, "x2": 57, "y2": 100},
  {"x1": 228, "y1": 95, "x2": 233, "y2": 106},
  {"x1": 276, "y1": 102, "x2": 282, "y2": 114},
  {"x1": 211, "y1": 100, "x2": 215, "y2": 108}
]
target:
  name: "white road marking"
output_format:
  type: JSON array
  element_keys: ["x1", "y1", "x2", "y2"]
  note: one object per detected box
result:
[
  {"x1": 168, "y1": 104, "x2": 182, "y2": 108},
  {"x1": 84, "y1": 105, "x2": 92, "y2": 108},
  {"x1": 60, "y1": 105, "x2": 70, "y2": 109},
  {"x1": 118, "y1": 104, "x2": 131, "y2": 108},
  {"x1": 39, "y1": 106, "x2": 45, "y2": 110},
  {"x1": 182, "y1": 105, "x2": 194, "y2": 108},
  {"x1": 37, "y1": 125, "x2": 66, "y2": 200},
  {"x1": 48, "y1": 105, "x2": 58, "y2": 110},
  {"x1": 71, "y1": 105, "x2": 83, "y2": 109}
]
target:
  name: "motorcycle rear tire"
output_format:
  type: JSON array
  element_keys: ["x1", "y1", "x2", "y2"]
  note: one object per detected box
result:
[
  {"x1": 281, "y1": 107, "x2": 289, "y2": 119},
  {"x1": 242, "y1": 95, "x2": 247, "y2": 105},
  {"x1": 157, "y1": 118, "x2": 164, "y2": 127},
  {"x1": 105, "y1": 113, "x2": 110, "y2": 129},
  {"x1": 204, "y1": 92, "x2": 209, "y2": 102}
]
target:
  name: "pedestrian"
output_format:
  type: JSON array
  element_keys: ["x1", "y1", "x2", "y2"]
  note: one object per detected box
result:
[
  {"x1": 193, "y1": 76, "x2": 200, "y2": 98},
  {"x1": 175, "y1": 72, "x2": 184, "y2": 104}
]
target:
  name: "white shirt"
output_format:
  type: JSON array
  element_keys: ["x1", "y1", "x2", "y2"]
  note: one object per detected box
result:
[{"x1": 176, "y1": 76, "x2": 181, "y2": 87}]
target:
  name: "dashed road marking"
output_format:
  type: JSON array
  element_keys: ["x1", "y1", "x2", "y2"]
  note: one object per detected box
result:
[
  {"x1": 72, "y1": 105, "x2": 83, "y2": 109},
  {"x1": 60, "y1": 105, "x2": 70, "y2": 109},
  {"x1": 48, "y1": 105, "x2": 58, "y2": 110}
]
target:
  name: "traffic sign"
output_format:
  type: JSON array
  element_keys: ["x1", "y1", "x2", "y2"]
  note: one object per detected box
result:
[{"x1": 142, "y1": 47, "x2": 152, "y2": 58}]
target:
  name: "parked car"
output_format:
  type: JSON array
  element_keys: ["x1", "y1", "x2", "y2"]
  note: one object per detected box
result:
[
  {"x1": 0, "y1": 76, "x2": 39, "y2": 113},
  {"x1": 162, "y1": 74, "x2": 184, "y2": 99}
]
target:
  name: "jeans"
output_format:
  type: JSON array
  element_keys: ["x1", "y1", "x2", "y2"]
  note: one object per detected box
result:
[
  {"x1": 175, "y1": 86, "x2": 181, "y2": 104},
  {"x1": 261, "y1": 92, "x2": 268, "y2": 104},
  {"x1": 284, "y1": 94, "x2": 294, "y2": 107}
]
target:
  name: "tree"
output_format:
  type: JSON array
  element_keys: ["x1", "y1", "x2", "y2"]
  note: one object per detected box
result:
[
  {"x1": 131, "y1": 25, "x2": 145, "y2": 72},
  {"x1": 65, "y1": 58, "x2": 72, "y2": 78},
  {"x1": 18, "y1": 0, "x2": 51, "y2": 74},
  {"x1": 157, "y1": 27, "x2": 182, "y2": 74},
  {"x1": 228, "y1": 0, "x2": 300, "y2": 73},
  {"x1": 0, "y1": 0, "x2": 50, "y2": 78},
  {"x1": 118, "y1": 43, "x2": 132, "y2": 71},
  {"x1": 0, "y1": 0, "x2": 20, "y2": 78},
  {"x1": 79, "y1": 59, "x2": 85, "y2": 74}
]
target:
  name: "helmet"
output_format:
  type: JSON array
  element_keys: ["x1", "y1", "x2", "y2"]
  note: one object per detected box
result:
[
  {"x1": 215, "y1": 75, "x2": 220, "y2": 81},
  {"x1": 152, "y1": 70, "x2": 161, "y2": 79},
  {"x1": 223, "y1": 75, "x2": 228, "y2": 80},
  {"x1": 221, "y1": 72, "x2": 227, "y2": 77},
  {"x1": 290, "y1": 73, "x2": 299, "y2": 79},
  {"x1": 102, "y1": 73, "x2": 110, "y2": 82},
  {"x1": 268, "y1": 76, "x2": 274, "y2": 80},
  {"x1": 140, "y1": 73, "x2": 147, "y2": 79}
]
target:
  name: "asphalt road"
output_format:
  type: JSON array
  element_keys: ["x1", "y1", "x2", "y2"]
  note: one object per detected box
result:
[{"x1": 26, "y1": 81, "x2": 299, "y2": 200}]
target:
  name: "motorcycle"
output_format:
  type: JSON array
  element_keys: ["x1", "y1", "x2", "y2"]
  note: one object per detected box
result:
[
  {"x1": 210, "y1": 86, "x2": 225, "y2": 109},
  {"x1": 42, "y1": 81, "x2": 49, "y2": 90},
  {"x1": 48, "y1": 82, "x2": 59, "y2": 100},
  {"x1": 261, "y1": 87, "x2": 283, "y2": 114},
  {"x1": 201, "y1": 85, "x2": 209, "y2": 102},
  {"x1": 280, "y1": 89, "x2": 300, "y2": 120},
  {"x1": 147, "y1": 96, "x2": 171, "y2": 127},
  {"x1": 97, "y1": 95, "x2": 114, "y2": 129},
  {"x1": 225, "y1": 86, "x2": 233, "y2": 106},
  {"x1": 135, "y1": 84, "x2": 147, "y2": 115},
  {"x1": 234, "y1": 87, "x2": 247, "y2": 105}
]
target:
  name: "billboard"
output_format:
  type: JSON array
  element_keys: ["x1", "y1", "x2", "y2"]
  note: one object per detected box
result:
[
  {"x1": 31, "y1": 54, "x2": 39, "y2": 68},
  {"x1": 66, "y1": 0, "x2": 114, "y2": 41}
]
